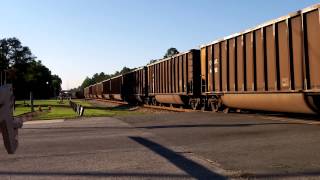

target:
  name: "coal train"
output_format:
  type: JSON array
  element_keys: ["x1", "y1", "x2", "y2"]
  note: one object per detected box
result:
[{"x1": 85, "y1": 4, "x2": 320, "y2": 114}]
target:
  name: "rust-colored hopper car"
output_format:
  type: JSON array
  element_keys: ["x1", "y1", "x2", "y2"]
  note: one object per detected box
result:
[
  {"x1": 122, "y1": 67, "x2": 148, "y2": 104},
  {"x1": 109, "y1": 75, "x2": 123, "y2": 101},
  {"x1": 146, "y1": 49, "x2": 201, "y2": 108},
  {"x1": 200, "y1": 4, "x2": 320, "y2": 114},
  {"x1": 101, "y1": 79, "x2": 111, "y2": 99}
]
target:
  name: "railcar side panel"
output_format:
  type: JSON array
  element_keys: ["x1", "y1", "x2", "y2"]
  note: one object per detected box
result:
[
  {"x1": 277, "y1": 21, "x2": 291, "y2": 91},
  {"x1": 200, "y1": 47, "x2": 207, "y2": 93},
  {"x1": 96, "y1": 83, "x2": 103, "y2": 98},
  {"x1": 265, "y1": 25, "x2": 278, "y2": 91},
  {"x1": 245, "y1": 32, "x2": 255, "y2": 91},
  {"x1": 213, "y1": 44, "x2": 221, "y2": 92},
  {"x1": 306, "y1": 10, "x2": 320, "y2": 90},
  {"x1": 228, "y1": 38, "x2": 236, "y2": 92},
  {"x1": 290, "y1": 16, "x2": 304, "y2": 90},
  {"x1": 221, "y1": 41, "x2": 228, "y2": 92},
  {"x1": 255, "y1": 28, "x2": 266, "y2": 91},
  {"x1": 236, "y1": 36, "x2": 245, "y2": 91}
]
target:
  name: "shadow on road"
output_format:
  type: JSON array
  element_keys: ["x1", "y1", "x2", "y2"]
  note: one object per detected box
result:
[{"x1": 129, "y1": 136, "x2": 226, "y2": 180}]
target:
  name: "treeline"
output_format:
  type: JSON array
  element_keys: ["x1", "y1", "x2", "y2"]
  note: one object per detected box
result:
[
  {"x1": 70, "y1": 67, "x2": 133, "y2": 95},
  {"x1": 80, "y1": 66, "x2": 133, "y2": 89},
  {"x1": 0, "y1": 38, "x2": 62, "y2": 99}
]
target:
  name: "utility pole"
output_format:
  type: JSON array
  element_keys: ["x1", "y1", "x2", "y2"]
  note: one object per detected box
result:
[
  {"x1": 4, "y1": 70, "x2": 6, "y2": 85},
  {"x1": 30, "y1": 91, "x2": 34, "y2": 112},
  {"x1": 0, "y1": 71, "x2": 2, "y2": 86}
]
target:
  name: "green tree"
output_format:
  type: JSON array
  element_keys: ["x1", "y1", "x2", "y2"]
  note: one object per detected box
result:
[
  {"x1": 120, "y1": 67, "x2": 132, "y2": 74},
  {"x1": 51, "y1": 75, "x2": 62, "y2": 97},
  {"x1": 163, "y1": 47, "x2": 179, "y2": 58},
  {"x1": 0, "y1": 37, "x2": 62, "y2": 99},
  {"x1": 147, "y1": 59, "x2": 158, "y2": 65},
  {"x1": 79, "y1": 66, "x2": 134, "y2": 92},
  {"x1": 0, "y1": 38, "x2": 34, "y2": 69},
  {"x1": 81, "y1": 77, "x2": 93, "y2": 89}
]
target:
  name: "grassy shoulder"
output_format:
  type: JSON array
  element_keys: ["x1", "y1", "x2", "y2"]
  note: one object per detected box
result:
[
  {"x1": 14, "y1": 106, "x2": 31, "y2": 116},
  {"x1": 14, "y1": 99, "x2": 143, "y2": 120}
]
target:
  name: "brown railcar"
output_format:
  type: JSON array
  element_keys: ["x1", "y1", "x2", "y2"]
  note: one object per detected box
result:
[
  {"x1": 88, "y1": 85, "x2": 93, "y2": 98},
  {"x1": 123, "y1": 67, "x2": 148, "y2": 104},
  {"x1": 146, "y1": 49, "x2": 201, "y2": 107},
  {"x1": 200, "y1": 4, "x2": 320, "y2": 114},
  {"x1": 96, "y1": 82, "x2": 103, "y2": 99},
  {"x1": 102, "y1": 79, "x2": 111, "y2": 99},
  {"x1": 110, "y1": 75, "x2": 123, "y2": 101},
  {"x1": 84, "y1": 87, "x2": 89, "y2": 99},
  {"x1": 91, "y1": 84, "x2": 98, "y2": 98}
]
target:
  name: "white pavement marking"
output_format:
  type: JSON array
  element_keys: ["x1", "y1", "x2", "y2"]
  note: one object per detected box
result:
[{"x1": 24, "y1": 119, "x2": 65, "y2": 125}]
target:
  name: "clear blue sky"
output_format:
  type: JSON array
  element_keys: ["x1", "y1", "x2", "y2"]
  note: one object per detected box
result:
[{"x1": 0, "y1": 0, "x2": 319, "y2": 89}]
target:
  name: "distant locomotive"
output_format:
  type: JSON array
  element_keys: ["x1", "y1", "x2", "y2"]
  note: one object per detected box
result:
[{"x1": 85, "y1": 4, "x2": 320, "y2": 114}]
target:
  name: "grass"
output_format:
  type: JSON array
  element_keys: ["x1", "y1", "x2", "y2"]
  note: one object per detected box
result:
[
  {"x1": 14, "y1": 99, "x2": 143, "y2": 120},
  {"x1": 14, "y1": 106, "x2": 31, "y2": 116},
  {"x1": 16, "y1": 99, "x2": 94, "y2": 107},
  {"x1": 36, "y1": 107, "x2": 77, "y2": 120},
  {"x1": 16, "y1": 99, "x2": 68, "y2": 107}
]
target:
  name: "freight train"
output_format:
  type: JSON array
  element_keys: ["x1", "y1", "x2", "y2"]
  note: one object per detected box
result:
[{"x1": 85, "y1": 4, "x2": 320, "y2": 114}]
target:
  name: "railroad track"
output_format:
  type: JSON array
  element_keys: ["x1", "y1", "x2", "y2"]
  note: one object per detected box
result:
[
  {"x1": 91, "y1": 99, "x2": 195, "y2": 112},
  {"x1": 90, "y1": 99, "x2": 320, "y2": 125}
]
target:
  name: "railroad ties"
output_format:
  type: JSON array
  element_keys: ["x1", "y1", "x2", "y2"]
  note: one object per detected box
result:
[{"x1": 94, "y1": 98, "x2": 194, "y2": 112}]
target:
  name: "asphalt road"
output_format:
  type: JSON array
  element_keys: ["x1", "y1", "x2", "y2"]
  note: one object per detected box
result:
[{"x1": 1, "y1": 112, "x2": 320, "y2": 179}]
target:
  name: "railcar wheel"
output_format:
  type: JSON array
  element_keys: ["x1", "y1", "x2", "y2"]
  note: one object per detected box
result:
[
  {"x1": 152, "y1": 98, "x2": 157, "y2": 106},
  {"x1": 223, "y1": 107, "x2": 230, "y2": 114},
  {"x1": 200, "y1": 105, "x2": 206, "y2": 111},
  {"x1": 190, "y1": 98, "x2": 200, "y2": 110},
  {"x1": 191, "y1": 101, "x2": 198, "y2": 110},
  {"x1": 200, "y1": 99, "x2": 207, "y2": 111},
  {"x1": 144, "y1": 98, "x2": 149, "y2": 105},
  {"x1": 210, "y1": 98, "x2": 223, "y2": 112},
  {"x1": 210, "y1": 102, "x2": 219, "y2": 112}
]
